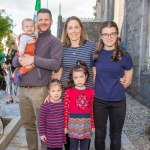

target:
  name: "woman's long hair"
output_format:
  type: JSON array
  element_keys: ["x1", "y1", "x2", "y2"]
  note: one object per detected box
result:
[
  {"x1": 93, "y1": 21, "x2": 125, "y2": 61},
  {"x1": 10, "y1": 38, "x2": 18, "y2": 51},
  {"x1": 61, "y1": 16, "x2": 88, "y2": 47}
]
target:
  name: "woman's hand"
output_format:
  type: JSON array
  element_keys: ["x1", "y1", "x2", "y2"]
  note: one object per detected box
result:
[
  {"x1": 120, "y1": 75, "x2": 126, "y2": 85},
  {"x1": 120, "y1": 68, "x2": 133, "y2": 89},
  {"x1": 40, "y1": 135, "x2": 46, "y2": 142},
  {"x1": 92, "y1": 128, "x2": 95, "y2": 132},
  {"x1": 64, "y1": 128, "x2": 68, "y2": 134}
]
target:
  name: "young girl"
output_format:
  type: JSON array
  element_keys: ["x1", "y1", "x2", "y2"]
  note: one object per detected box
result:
[
  {"x1": 39, "y1": 79, "x2": 66, "y2": 150},
  {"x1": 64, "y1": 60, "x2": 95, "y2": 150}
]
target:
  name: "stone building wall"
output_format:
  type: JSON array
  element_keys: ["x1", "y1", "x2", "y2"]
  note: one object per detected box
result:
[
  {"x1": 100, "y1": 0, "x2": 114, "y2": 21},
  {"x1": 83, "y1": 21, "x2": 100, "y2": 42},
  {"x1": 121, "y1": 0, "x2": 149, "y2": 106},
  {"x1": 95, "y1": 0, "x2": 101, "y2": 21},
  {"x1": 114, "y1": 0, "x2": 125, "y2": 32},
  {"x1": 98, "y1": 0, "x2": 150, "y2": 107},
  {"x1": 57, "y1": 16, "x2": 101, "y2": 42}
]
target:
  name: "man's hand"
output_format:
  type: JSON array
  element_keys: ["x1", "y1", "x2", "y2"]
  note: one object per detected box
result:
[
  {"x1": 44, "y1": 95, "x2": 51, "y2": 103},
  {"x1": 19, "y1": 54, "x2": 34, "y2": 66}
]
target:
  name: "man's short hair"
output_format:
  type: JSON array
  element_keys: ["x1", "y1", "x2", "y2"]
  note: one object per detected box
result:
[{"x1": 37, "y1": 8, "x2": 52, "y2": 19}]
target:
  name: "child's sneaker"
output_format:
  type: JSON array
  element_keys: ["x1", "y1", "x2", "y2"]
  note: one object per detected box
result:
[{"x1": 16, "y1": 71, "x2": 23, "y2": 80}]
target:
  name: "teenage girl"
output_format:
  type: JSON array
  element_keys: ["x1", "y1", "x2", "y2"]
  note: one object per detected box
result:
[
  {"x1": 64, "y1": 60, "x2": 95, "y2": 150},
  {"x1": 90, "y1": 21, "x2": 133, "y2": 150}
]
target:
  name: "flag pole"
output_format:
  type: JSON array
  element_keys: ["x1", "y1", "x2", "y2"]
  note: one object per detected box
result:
[{"x1": 33, "y1": 0, "x2": 41, "y2": 22}]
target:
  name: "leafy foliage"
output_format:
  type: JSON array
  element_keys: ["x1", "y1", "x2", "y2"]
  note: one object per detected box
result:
[{"x1": 0, "y1": 9, "x2": 14, "y2": 53}]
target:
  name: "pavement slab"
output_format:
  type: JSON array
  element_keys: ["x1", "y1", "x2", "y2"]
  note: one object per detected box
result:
[{"x1": 0, "y1": 90, "x2": 135, "y2": 150}]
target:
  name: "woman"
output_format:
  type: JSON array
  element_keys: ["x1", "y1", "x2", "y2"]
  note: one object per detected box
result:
[
  {"x1": 90, "y1": 21, "x2": 133, "y2": 150},
  {"x1": 53, "y1": 16, "x2": 96, "y2": 87},
  {"x1": 53, "y1": 16, "x2": 96, "y2": 150},
  {"x1": 3, "y1": 39, "x2": 18, "y2": 103}
]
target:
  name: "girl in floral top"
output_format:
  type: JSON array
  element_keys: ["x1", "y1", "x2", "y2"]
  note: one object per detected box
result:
[{"x1": 64, "y1": 60, "x2": 95, "y2": 150}]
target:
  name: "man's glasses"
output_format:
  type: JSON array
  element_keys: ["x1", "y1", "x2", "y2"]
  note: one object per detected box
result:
[{"x1": 101, "y1": 32, "x2": 118, "y2": 39}]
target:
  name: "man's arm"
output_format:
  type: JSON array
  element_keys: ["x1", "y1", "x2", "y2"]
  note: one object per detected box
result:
[
  {"x1": 20, "y1": 40, "x2": 63, "y2": 71},
  {"x1": 51, "y1": 68, "x2": 63, "y2": 80},
  {"x1": 34, "y1": 43, "x2": 63, "y2": 71}
]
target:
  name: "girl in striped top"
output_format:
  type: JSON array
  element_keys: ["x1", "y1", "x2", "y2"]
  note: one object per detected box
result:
[{"x1": 39, "y1": 79, "x2": 66, "y2": 150}]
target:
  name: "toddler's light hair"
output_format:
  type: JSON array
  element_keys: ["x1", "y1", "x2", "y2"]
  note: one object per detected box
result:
[{"x1": 22, "y1": 18, "x2": 34, "y2": 28}]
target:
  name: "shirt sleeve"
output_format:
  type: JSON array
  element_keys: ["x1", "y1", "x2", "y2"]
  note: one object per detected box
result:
[
  {"x1": 19, "y1": 35, "x2": 28, "y2": 53},
  {"x1": 124, "y1": 52, "x2": 133, "y2": 70},
  {"x1": 90, "y1": 54, "x2": 95, "y2": 68},
  {"x1": 39, "y1": 103, "x2": 47, "y2": 136},
  {"x1": 64, "y1": 90, "x2": 70, "y2": 128},
  {"x1": 90, "y1": 89, "x2": 95, "y2": 128},
  {"x1": 34, "y1": 39, "x2": 63, "y2": 71}
]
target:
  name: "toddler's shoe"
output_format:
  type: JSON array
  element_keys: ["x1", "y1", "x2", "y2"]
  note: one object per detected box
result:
[{"x1": 16, "y1": 71, "x2": 23, "y2": 80}]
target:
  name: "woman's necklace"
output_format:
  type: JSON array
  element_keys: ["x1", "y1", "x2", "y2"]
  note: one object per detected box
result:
[{"x1": 71, "y1": 47, "x2": 79, "y2": 55}]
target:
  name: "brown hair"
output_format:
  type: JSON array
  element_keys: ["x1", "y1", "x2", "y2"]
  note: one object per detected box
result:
[
  {"x1": 10, "y1": 38, "x2": 18, "y2": 50},
  {"x1": 93, "y1": 21, "x2": 125, "y2": 61},
  {"x1": 37, "y1": 8, "x2": 52, "y2": 20},
  {"x1": 65, "y1": 60, "x2": 89, "y2": 89},
  {"x1": 49, "y1": 79, "x2": 62, "y2": 90},
  {"x1": 61, "y1": 16, "x2": 88, "y2": 47}
]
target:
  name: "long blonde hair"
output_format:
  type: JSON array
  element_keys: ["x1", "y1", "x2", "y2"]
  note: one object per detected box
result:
[
  {"x1": 61, "y1": 16, "x2": 88, "y2": 47},
  {"x1": 10, "y1": 38, "x2": 18, "y2": 50}
]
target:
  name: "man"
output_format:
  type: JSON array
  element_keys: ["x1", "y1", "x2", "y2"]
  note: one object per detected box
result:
[{"x1": 13, "y1": 8, "x2": 63, "y2": 150}]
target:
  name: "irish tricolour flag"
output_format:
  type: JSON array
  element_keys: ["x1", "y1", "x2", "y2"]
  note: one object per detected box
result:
[{"x1": 33, "y1": 0, "x2": 41, "y2": 22}]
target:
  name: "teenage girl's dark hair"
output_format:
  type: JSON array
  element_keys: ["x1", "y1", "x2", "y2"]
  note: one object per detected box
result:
[
  {"x1": 49, "y1": 79, "x2": 62, "y2": 89},
  {"x1": 65, "y1": 60, "x2": 90, "y2": 89},
  {"x1": 93, "y1": 21, "x2": 125, "y2": 61}
]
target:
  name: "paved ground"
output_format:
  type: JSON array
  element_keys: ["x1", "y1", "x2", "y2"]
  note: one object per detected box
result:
[{"x1": 0, "y1": 90, "x2": 134, "y2": 150}]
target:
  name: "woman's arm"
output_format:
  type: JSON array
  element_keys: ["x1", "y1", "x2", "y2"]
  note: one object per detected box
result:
[
  {"x1": 121, "y1": 68, "x2": 133, "y2": 89},
  {"x1": 92, "y1": 67, "x2": 96, "y2": 84}
]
